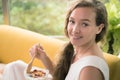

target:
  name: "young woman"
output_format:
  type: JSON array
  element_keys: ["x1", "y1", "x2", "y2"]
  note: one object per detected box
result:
[
  {"x1": 30, "y1": 0, "x2": 109, "y2": 80},
  {"x1": 3, "y1": 0, "x2": 109, "y2": 80}
]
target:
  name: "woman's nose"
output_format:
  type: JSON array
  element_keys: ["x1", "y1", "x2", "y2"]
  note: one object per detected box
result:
[{"x1": 73, "y1": 25, "x2": 80, "y2": 34}]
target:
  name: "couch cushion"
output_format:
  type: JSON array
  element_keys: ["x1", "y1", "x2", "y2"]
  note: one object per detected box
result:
[{"x1": 104, "y1": 53, "x2": 120, "y2": 80}]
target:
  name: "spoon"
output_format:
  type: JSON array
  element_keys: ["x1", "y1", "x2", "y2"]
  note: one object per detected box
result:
[{"x1": 26, "y1": 55, "x2": 36, "y2": 73}]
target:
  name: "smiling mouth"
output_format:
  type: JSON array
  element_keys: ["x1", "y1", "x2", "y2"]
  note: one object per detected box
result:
[{"x1": 73, "y1": 36, "x2": 83, "y2": 40}]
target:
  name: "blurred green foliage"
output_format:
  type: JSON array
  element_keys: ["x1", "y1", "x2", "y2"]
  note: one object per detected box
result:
[
  {"x1": 9, "y1": 0, "x2": 67, "y2": 35},
  {"x1": 101, "y1": 0, "x2": 120, "y2": 55}
]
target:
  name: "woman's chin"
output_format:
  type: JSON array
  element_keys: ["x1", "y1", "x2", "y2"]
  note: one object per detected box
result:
[{"x1": 71, "y1": 42, "x2": 80, "y2": 46}]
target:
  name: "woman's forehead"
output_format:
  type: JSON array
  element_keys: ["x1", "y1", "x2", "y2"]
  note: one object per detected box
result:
[{"x1": 70, "y1": 7, "x2": 96, "y2": 19}]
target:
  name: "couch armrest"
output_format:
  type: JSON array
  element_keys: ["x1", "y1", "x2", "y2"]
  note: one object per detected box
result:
[{"x1": 0, "y1": 25, "x2": 65, "y2": 67}]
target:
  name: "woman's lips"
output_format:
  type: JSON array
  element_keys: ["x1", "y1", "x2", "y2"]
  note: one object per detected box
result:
[{"x1": 73, "y1": 36, "x2": 83, "y2": 40}]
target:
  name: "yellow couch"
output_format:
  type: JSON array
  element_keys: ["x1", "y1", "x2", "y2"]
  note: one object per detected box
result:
[
  {"x1": 0, "y1": 25, "x2": 65, "y2": 67},
  {"x1": 0, "y1": 25, "x2": 120, "y2": 80}
]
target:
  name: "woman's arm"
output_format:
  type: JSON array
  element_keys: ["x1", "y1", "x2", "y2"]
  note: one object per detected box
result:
[
  {"x1": 29, "y1": 43, "x2": 55, "y2": 75},
  {"x1": 79, "y1": 66, "x2": 104, "y2": 80}
]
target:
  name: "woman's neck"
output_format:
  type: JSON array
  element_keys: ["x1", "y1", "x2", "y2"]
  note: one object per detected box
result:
[
  {"x1": 75, "y1": 41, "x2": 96, "y2": 54},
  {"x1": 73, "y1": 42, "x2": 102, "y2": 61}
]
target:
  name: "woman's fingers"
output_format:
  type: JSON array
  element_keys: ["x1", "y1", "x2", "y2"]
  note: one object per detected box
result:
[
  {"x1": 29, "y1": 43, "x2": 46, "y2": 60},
  {"x1": 29, "y1": 44, "x2": 38, "y2": 57}
]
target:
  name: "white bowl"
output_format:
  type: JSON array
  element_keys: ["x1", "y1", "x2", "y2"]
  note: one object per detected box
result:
[{"x1": 24, "y1": 66, "x2": 49, "y2": 80}]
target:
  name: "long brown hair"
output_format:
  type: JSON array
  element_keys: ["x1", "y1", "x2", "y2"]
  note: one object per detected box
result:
[
  {"x1": 53, "y1": 42, "x2": 74, "y2": 80},
  {"x1": 53, "y1": 0, "x2": 108, "y2": 80}
]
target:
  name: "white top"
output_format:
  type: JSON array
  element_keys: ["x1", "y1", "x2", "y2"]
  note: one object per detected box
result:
[{"x1": 65, "y1": 56, "x2": 109, "y2": 80}]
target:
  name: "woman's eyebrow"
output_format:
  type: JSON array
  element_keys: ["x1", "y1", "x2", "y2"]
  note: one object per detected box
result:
[
  {"x1": 81, "y1": 19, "x2": 90, "y2": 22},
  {"x1": 69, "y1": 17, "x2": 74, "y2": 20},
  {"x1": 69, "y1": 17, "x2": 91, "y2": 22}
]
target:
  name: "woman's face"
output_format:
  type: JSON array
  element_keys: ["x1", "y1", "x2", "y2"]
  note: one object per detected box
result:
[{"x1": 67, "y1": 7, "x2": 102, "y2": 47}]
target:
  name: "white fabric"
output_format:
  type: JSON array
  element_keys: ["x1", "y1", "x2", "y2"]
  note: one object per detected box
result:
[
  {"x1": 65, "y1": 56, "x2": 109, "y2": 80},
  {"x1": 2, "y1": 60, "x2": 27, "y2": 80},
  {"x1": 2, "y1": 60, "x2": 52, "y2": 80}
]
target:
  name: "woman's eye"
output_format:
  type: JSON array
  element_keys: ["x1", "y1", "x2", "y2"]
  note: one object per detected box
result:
[
  {"x1": 69, "y1": 20, "x2": 75, "y2": 24},
  {"x1": 82, "y1": 23, "x2": 88, "y2": 27}
]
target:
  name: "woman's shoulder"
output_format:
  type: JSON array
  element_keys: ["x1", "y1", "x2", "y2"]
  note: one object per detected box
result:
[
  {"x1": 68, "y1": 55, "x2": 109, "y2": 80},
  {"x1": 77, "y1": 55, "x2": 104, "y2": 62},
  {"x1": 79, "y1": 55, "x2": 108, "y2": 66},
  {"x1": 78, "y1": 55, "x2": 109, "y2": 80}
]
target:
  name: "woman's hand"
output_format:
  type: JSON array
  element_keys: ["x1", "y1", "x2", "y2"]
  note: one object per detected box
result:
[
  {"x1": 29, "y1": 43, "x2": 47, "y2": 61},
  {"x1": 29, "y1": 43, "x2": 55, "y2": 74}
]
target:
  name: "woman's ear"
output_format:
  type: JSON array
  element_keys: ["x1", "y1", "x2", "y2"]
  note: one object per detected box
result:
[{"x1": 96, "y1": 24, "x2": 104, "y2": 34}]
